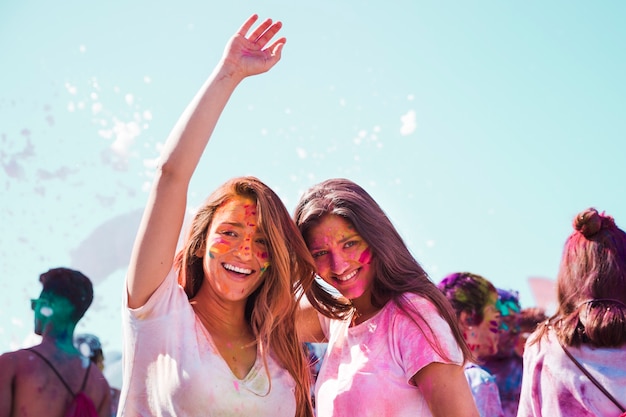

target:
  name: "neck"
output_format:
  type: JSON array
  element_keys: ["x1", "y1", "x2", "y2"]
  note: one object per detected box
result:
[
  {"x1": 39, "y1": 334, "x2": 79, "y2": 356},
  {"x1": 191, "y1": 286, "x2": 250, "y2": 337},
  {"x1": 350, "y1": 296, "x2": 378, "y2": 316},
  {"x1": 350, "y1": 297, "x2": 380, "y2": 325}
]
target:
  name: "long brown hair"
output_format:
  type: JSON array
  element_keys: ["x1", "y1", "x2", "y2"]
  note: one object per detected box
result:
[
  {"x1": 174, "y1": 176, "x2": 316, "y2": 417},
  {"x1": 294, "y1": 178, "x2": 473, "y2": 363},
  {"x1": 533, "y1": 208, "x2": 626, "y2": 348}
]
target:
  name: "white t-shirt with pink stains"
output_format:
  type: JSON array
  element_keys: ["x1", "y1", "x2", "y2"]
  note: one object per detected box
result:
[
  {"x1": 315, "y1": 293, "x2": 464, "y2": 417},
  {"x1": 517, "y1": 328, "x2": 626, "y2": 417},
  {"x1": 118, "y1": 268, "x2": 297, "y2": 417}
]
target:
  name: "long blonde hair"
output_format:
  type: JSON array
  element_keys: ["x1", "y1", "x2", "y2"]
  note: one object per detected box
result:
[{"x1": 175, "y1": 176, "x2": 316, "y2": 417}]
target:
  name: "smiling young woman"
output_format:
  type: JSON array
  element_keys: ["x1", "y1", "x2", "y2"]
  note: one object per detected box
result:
[
  {"x1": 294, "y1": 178, "x2": 480, "y2": 417},
  {"x1": 119, "y1": 15, "x2": 323, "y2": 417}
]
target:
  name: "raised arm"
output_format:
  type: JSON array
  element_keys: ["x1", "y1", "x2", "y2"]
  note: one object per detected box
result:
[{"x1": 126, "y1": 14, "x2": 286, "y2": 308}]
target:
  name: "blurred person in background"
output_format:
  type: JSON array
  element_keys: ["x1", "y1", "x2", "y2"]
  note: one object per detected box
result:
[
  {"x1": 0, "y1": 267, "x2": 111, "y2": 417},
  {"x1": 439, "y1": 272, "x2": 505, "y2": 417},
  {"x1": 483, "y1": 288, "x2": 523, "y2": 417},
  {"x1": 75, "y1": 333, "x2": 121, "y2": 417}
]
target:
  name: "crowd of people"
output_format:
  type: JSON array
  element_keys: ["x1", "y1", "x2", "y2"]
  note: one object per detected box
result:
[{"x1": 1, "y1": 13, "x2": 626, "y2": 417}]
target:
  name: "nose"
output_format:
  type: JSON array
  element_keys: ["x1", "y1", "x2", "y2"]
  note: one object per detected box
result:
[
  {"x1": 329, "y1": 252, "x2": 350, "y2": 275},
  {"x1": 235, "y1": 239, "x2": 253, "y2": 260}
]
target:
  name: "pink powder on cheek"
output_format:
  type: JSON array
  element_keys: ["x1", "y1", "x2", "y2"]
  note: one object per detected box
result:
[{"x1": 358, "y1": 247, "x2": 372, "y2": 264}]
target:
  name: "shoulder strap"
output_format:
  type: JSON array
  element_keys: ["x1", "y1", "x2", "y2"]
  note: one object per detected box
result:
[
  {"x1": 28, "y1": 348, "x2": 91, "y2": 396},
  {"x1": 559, "y1": 342, "x2": 626, "y2": 412},
  {"x1": 79, "y1": 359, "x2": 91, "y2": 392}
]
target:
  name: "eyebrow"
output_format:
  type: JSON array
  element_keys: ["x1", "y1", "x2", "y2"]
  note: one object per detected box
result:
[
  {"x1": 309, "y1": 232, "x2": 361, "y2": 250},
  {"x1": 338, "y1": 234, "x2": 360, "y2": 244},
  {"x1": 217, "y1": 221, "x2": 246, "y2": 228}
]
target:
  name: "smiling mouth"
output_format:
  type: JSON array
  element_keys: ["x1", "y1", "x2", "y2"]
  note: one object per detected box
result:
[
  {"x1": 223, "y1": 263, "x2": 253, "y2": 275},
  {"x1": 336, "y1": 269, "x2": 358, "y2": 282}
]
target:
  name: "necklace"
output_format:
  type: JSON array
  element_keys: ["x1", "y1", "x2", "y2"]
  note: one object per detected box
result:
[
  {"x1": 350, "y1": 308, "x2": 361, "y2": 327},
  {"x1": 350, "y1": 304, "x2": 382, "y2": 327}
]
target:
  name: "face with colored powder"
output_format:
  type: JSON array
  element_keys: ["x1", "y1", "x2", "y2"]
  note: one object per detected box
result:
[
  {"x1": 305, "y1": 214, "x2": 374, "y2": 302},
  {"x1": 31, "y1": 292, "x2": 74, "y2": 335},
  {"x1": 202, "y1": 196, "x2": 270, "y2": 302},
  {"x1": 462, "y1": 296, "x2": 501, "y2": 361}
]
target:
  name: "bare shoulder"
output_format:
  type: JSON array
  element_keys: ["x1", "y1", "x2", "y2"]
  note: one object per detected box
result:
[
  {"x1": 0, "y1": 349, "x2": 20, "y2": 381},
  {"x1": 0, "y1": 348, "x2": 37, "y2": 372}
]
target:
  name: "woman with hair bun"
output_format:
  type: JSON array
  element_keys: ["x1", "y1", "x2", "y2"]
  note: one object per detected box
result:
[{"x1": 517, "y1": 208, "x2": 626, "y2": 417}]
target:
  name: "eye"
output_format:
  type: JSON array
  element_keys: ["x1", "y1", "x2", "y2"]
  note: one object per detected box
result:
[
  {"x1": 344, "y1": 240, "x2": 358, "y2": 249},
  {"x1": 255, "y1": 237, "x2": 268, "y2": 246},
  {"x1": 311, "y1": 250, "x2": 327, "y2": 259},
  {"x1": 220, "y1": 230, "x2": 237, "y2": 237}
]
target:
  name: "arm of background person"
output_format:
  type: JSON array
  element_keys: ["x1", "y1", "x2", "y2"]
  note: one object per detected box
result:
[
  {"x1": 412, "y1": 362, "x2": 480, "y2": 417},
  {"x1": 126, "y1": 14, "x2": 286, "y2": 308},
  {"x1": 0, "y1": 352, "x2": 16, "y2": 417}
]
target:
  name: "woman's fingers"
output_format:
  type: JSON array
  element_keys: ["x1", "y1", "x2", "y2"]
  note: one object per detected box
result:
[
  {"x1": 266, "y1": 37, "x2": 287, "y2": 58},
  {"x1": 237, "y1": 14, "x2": 283, "y2": 50},
  {"x1": 248, "y1": 18, "x2": 274, "y2": 42},
  {"x1": 253, "y1": 21, "x2": 282, "y2": 48},
  {"x1": 236, "y1": 14, "x2": 259, "y2": 36}
]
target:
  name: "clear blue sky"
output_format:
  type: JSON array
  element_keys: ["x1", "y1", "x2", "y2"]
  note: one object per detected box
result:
[{"x1": 2, "y1": 0, "x2": 625, "y2": 369}]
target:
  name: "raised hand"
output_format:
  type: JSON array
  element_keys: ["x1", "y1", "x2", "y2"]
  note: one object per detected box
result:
[{"x1": 221, "y1": 14, "x2": 286, "y2": 80}]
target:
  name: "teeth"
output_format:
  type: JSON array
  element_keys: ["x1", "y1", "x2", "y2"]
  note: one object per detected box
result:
[
  {"x1": 337, "y1": 270, "x2": 357, "y2": 282},
  {"x1": 223, "y1": 263, "x2": 252, "y2": 275}
]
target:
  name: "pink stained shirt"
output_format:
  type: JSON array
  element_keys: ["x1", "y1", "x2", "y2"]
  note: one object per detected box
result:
[
  {"x1": 315, "y1": 293, "x2": 464, "y2": 417},
  {"x1": 517, "y1": 328, "x2": 626, "y2": 417}
]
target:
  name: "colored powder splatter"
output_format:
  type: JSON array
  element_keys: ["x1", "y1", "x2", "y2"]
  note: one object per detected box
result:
[
  {"x1": 358, "y1": 247, "x2": 372, "y2": 264},
  {"x1": 40, "y1": 307, "x2": 53, "y2": 317}
]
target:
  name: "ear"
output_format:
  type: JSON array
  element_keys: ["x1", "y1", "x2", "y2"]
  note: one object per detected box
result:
[
  {"x1": 459, "y1": 311, "x2": 475, "y2": 328},
  {"x1": 195, "y1": 242, "x2": 206, "y2": 258}
]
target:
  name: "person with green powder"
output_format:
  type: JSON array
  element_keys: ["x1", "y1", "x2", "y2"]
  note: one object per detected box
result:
[{"x1": 0, "y1": 267, "x2": 111, "y2": 417}]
